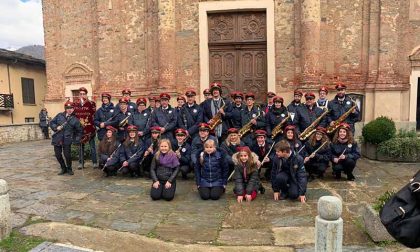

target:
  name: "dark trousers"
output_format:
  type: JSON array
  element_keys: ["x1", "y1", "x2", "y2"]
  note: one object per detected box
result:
[
  {"x1": 179, "y1": 165, "x2": 191, "y2": 176},
  {"x1": 41, "y1": 126, "x2": 49, "y2": 139},
  {"x1": 272, "y1": 171, "x2": 300, "y2": 200},
  {"x1": 54, "y1": 144, "x2": 72, "y2": 169},
  {"x1": 100, "y1": 154, "x2": 119, "y2": 175},
  {"x1": 198, "y1": 186, "x2": 224, "y2": 200},
  {"x1": 332, "y1": 158, "x2": 356, "y2": 175},
  {"x1": 120, "y1": 162, "x2": 139, "y2": 176},
  {"x1": 150, "y1": 180, "x2": 176, "y2": 201},
  {"x1": 306, "y1": 162, "x2": 328, "y2": 176}
]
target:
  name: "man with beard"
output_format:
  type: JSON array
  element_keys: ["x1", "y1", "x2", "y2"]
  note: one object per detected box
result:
[
  {"x1": 94, "y1": 93, "x2": 117, "y2": 141},
  {"x1": 287, "y1": 89, "x2": 303, "y2": 124},
  {"x1": 202, "y1": 82, "x2": 231, "y2": 140},
  {"x1": 177, "y1": 89, "x2": 203, "y2": 140},
  {"x1": 294, "y1": 92, "x2": 327, "y2": 136},
  {"x1": 327, "y1": 83, "x2": 360, "y2": 134}
]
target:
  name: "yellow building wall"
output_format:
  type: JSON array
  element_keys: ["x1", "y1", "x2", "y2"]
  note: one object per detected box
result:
[{"x1": 0, "y1": 62, "x2": 47, "y2": 125}]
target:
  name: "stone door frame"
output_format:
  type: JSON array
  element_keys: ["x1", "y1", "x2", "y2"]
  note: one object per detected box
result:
[
  {"x1": 409, "y1": 46, "x2": 420, "y2": 129},
  {"x1": 199, "y1": 0, "x2": 275, "y2": 102}
]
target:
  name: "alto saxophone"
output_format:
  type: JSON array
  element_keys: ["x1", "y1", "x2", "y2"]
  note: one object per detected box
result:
[
  {"x1": 326, "y1": 100, "x2": 357, "y2": 134},
  {"x1": 271, "y1": 113, "x2": 290, "y2": 139},
  {"x1": 299, "y1": 109, "x2": 329, "y2": 141},
  {"x1": 208, "y1": 101, "x2": 226, "y2": 131},
  {"x1": 238, "y1": 108, "x2": 262, "y2": 138}
]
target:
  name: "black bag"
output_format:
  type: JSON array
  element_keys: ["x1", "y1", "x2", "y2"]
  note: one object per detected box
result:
[{"x1": 380, "y1": 170, "x2": 420, "y2": 248}]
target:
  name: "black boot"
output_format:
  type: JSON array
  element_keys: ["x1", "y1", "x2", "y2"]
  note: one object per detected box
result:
[
  {"x1": 259, "y1": 183, "x2": 265, "y2": 194},
  {"x1": 67, "y1": 167, "x2": 74, "y2": 175},
  {"x1": 57, "y1": 167, "x2": 66, "y2": 175}
]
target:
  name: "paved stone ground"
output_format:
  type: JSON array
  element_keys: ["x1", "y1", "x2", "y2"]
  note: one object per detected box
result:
[{"x1": 1, "y1": 140, "x2": 419, "y2": 251}]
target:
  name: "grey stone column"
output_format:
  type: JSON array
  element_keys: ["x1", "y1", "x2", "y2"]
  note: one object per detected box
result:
[
  {"x1": 315, "y1": 196, "x2": 343, "y2": 252},
  {"x1": 0, "y1": 179, "x2": 11, "y2": 240}
]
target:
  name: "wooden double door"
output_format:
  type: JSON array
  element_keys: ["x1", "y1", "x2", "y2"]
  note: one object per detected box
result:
[{"x1": 208, "y1": 11, "x2": 267, "y2": 103}]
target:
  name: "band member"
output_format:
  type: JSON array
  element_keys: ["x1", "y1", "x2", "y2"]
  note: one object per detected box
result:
[
  {"x1": 150, "y1": 139, "x2": 180, "y2": 201},
  {"x1": 39, "y1": 108, "x2": 50, "y2": 139},
  {"x1": 265, "y1": 96, "x2": 289, "y2": 142},
  {"x1": 176, "y1": 96, "x2": 186, "y2": 113},
  {"x1": 203, "y1": 88, "x2": 212, "y2": 101},
  {"x1": 287, "y1": 89, "x2": 303, "y2": 124},
  {"x1": 94, "y1": 93, "x2": 117, "y2": 141},
  {"x1": 151, "y1": 93, "x2": 177, "y2": 141},
  {"x1": 146, "y1": 96, "x2": 156, "y2": 113},
  {"x1": 154, "y1": 96, "x2": 161, "y2": 109},
  {"x1": 250, "y1": 130, "x2": 275, "y2": 181},
  {"x1": 195, "y1": 139, "x2": 229, "y2": 200},
  {"x1": 132, "y1": 97, "x2": 151, "y2": 139},
  {"x1": 283, "y1": 125, "x2": 304, "y2": 154},
  {"x1": 177, "y1": 90, "x2": 203, "y2": 140},
  {"x1": 240, "y1": 92, "x2": 265, "y2": 146},
  {"x1": 50, "y1": 101, "x2": 83, "y2": 175},
  {"x1": 316, "y1": 86, "x2": 329, "y2": 110},
  {"x1": 202, "y1": 82, "x2": 231, "y2": 140},
  {"x1": 303, "y1": 127, "x2": 331, "y2": 181},
  {"x1": 119, "y1": 125, "x2": 145, "y2": 177},
  {"x1": 294, "y1": 92, "x2": 327, "y2": 135},
  {"x1": 232, "y1": 146, "x2": 261, "y2": 203},
  {"x1": 330, "y1": 123, "x2": 360, "y2": 181},
  {"x1": 98, "y1": 126, "x2": 120, "y2": 177},
  {"x1": 73, "y1": 87, "x2": 97, "y2": 169},
  {"x1": 327, "y1": 83, "x2": 360, "y2": 133},
  {"x1": 191, "y1": 123, "x2": 218, "y2": 166},
  {"x1": 262, "y1": 91, "x2": 276, "y2": 114},
  {"x1": 115, "y1": 98, "x2": 133, "y2": 142},
  {"x1": 271, "y1": 140, "x2": 307, "y2": 203},
  {"x1": 142, "y1": 126, "x2": 162, "y2": 176},
  {"x1": 172, "y1": 128, "x2": 192, "y2": 179},
  {"x1": 220, "y1": 128, "x2": 245, "y2": 173},
  {"x1": 225, "y1": 92, "x2": 244, "y2": 129},
  {"x1": 116, "y1": 88, "x2": 137, "y2": 113}
]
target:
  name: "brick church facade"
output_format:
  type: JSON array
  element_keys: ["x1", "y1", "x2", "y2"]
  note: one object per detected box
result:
[{"x1": 42, "y1": 0, "x2": 420, "y2": 129}]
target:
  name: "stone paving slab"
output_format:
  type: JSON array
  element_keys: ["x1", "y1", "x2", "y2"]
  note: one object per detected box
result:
[
  {"x1": 273, "y1": 227, "x2": 315, "y2": 246},
  {"x1": 217, "y1": 228, "x2": 273, "y2": 245},
  {"x1": 30, "y1": 242, "x2": 97, "y2": 252}
]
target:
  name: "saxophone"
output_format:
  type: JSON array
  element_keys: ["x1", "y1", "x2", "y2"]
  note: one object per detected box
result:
[
  {"x1": 208, "y1": 101, "x2": 226, "y2": 131},
  {"x1": 299, "y1": 109, "x2": 329, "y2": 141},
  {"x1": 238, "y1": 107, "x2": 262, "y2": 138},
  {"x1": 326, "y1": 101, "x2": 357, "y2": 134},
  {"x1": 271, "y1": 113, "x2": 290, "y2": 139}
]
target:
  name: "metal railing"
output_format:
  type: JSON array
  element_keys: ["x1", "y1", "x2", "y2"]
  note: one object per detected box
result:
[{"x1": 0, "y1": 94, "x2": 14, "y2": 110}]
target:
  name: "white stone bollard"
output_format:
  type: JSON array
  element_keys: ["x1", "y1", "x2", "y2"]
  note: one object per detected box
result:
[
  {"x1": 315, "y1": 196, "x2": 343, "y2": 252},
  {"x1": 0, "y1": 179, "x2": 11, "y2": 240}
]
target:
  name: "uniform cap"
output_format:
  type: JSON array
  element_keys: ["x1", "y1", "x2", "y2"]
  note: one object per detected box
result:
[
  {"x1": 160, "y1": 93, "x2": 171, "y2": 100},
  {"x1": 136, "y1": 97, "x2": 147, "y2": 106},
  {"x1": 127, "y1": 125, "x2": 138, "y2": 132}
]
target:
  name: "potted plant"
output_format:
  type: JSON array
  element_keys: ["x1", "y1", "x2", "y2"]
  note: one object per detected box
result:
[
  {"x1": 361, "y1": 116, "x2": 396, "y2": 159},
  {"x1": 363, "y1": 190, "x2": 396, "y2": 242}
]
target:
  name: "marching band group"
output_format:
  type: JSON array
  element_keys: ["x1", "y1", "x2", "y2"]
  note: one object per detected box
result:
[{"x1": 50, "y1": 81, "x2": 361, "y2": 203}]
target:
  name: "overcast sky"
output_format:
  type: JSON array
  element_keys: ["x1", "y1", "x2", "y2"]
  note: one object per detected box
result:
[{"x1": 0, "y1": 0, "x2": 44, "y2": 50}]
